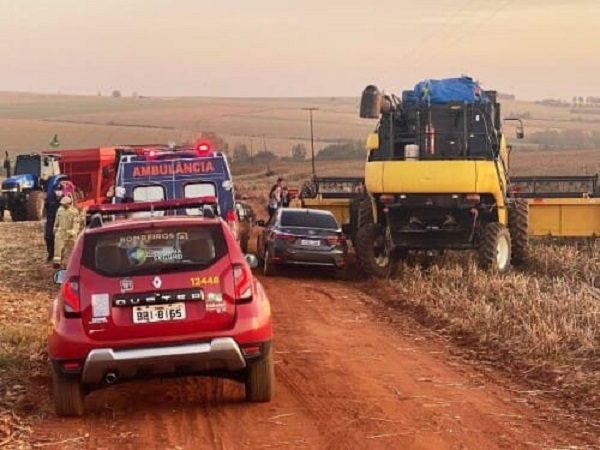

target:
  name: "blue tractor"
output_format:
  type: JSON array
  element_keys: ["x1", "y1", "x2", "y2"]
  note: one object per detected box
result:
[{"x1": 0, "y1": 153, "x2": 63, "y2": 221}]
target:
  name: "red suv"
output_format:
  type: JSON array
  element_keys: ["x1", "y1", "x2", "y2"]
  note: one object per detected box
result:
[{"x1": 47, "y1": 198, "x2": 274, "y2": 416}]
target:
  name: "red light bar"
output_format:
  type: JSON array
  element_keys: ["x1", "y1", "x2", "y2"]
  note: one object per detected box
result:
[
  {"x1": 194, "y1": 140, "x2": 212, "y2": 154},
  {"x1": 87, "y1": 196, "x2": 218, "y2": 215}
]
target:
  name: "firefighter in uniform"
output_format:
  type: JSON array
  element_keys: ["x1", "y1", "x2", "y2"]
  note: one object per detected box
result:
[{"x1": 52, "y1": 196, "x2": 80, "y2": 269}]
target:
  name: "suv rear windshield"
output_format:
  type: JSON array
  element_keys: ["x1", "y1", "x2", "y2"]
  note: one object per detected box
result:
[
  {"x1": 280, "y1": 211, "x2": 338, "y2": 229},
  {"x1": 82, "y1": 224, "x2": 227, "y2": 277}
]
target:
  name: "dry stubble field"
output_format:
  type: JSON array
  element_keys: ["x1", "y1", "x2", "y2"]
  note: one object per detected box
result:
[{"x1": 0, "y1": 92, "x2": 600, "y2": 447}]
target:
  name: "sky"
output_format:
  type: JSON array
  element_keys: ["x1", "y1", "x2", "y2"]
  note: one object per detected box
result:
[{"x1": 0, "y1": 0, "x2": 598, "y2": 100}]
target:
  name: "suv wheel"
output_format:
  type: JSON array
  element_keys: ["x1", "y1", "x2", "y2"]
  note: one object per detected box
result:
[
  {"x1": 245, "y1": 347, "x2": 274, "y2": 402},
  {"x1": 51, "y1": 364, "x2": 85, "y2": 417}
]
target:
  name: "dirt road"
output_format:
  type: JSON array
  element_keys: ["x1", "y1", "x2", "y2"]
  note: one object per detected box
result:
[{"x1": 24, "y1": 264, "x2": 593, "y2": 449}]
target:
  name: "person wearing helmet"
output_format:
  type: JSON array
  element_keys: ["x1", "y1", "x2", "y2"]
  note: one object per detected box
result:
[{"x1": 52, "y1": 196, "x2": 80, "y2": 269}]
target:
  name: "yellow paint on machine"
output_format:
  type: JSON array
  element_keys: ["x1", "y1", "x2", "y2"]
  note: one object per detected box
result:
[
  {"x1": 296, "y1": 198, "x2": 353, "y2": 226},
  {"x1": 528, "y1": 198, "x2": 600, "y2": 237},
  {"x1": 367, "y1": 160, "x2": 508, "y2": 224}
]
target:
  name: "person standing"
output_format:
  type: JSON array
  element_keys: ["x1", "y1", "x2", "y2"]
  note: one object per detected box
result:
[
  {"x1": 3, "y1": 151, "x2": 10, "y2": 178},
  {"x1": 44, "y1": 183, "x2": 63, "y2": 261},
  {"x1": 52, "y1": 196, "x2": 80, "y2": 269}
]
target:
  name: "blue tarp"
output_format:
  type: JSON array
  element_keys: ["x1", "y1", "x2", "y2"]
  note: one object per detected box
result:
[{"x1": 412, "y1": 76, "x2": 488, "y2": 104}]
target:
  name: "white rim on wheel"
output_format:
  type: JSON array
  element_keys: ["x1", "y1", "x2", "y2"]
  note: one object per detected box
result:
[
  {"x1": 374, "y1": 236, "x2": 390, "y2": 268},
  {"x1": 496, "y1": 235, "x2": 510, "y2": 271}
]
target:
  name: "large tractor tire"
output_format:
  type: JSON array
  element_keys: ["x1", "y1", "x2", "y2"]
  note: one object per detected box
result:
[
  {"x1": 477, "y1": 222, "x2": 511, "y2": 274},
  {"x1": 355, "y1": 223, "x2": 398, "y2": 278},
  {"x1": 508, "y1": 199, "x2": 529, "y2": 266},
  {"x1": 26, "y1": 191, "x2": 45, "y2": 221},
  {"x1": 9, "y1": 205, "x2": 27, "y2": 222},
  {"x1": 299, "y1": 180, "x2": 317, "y2": 199},
  {"x1": 358, "y1": 196, "x2": 374, "y2": 228},
  {"x1": 245, "y1": 346, "x2": 275, "y2": 403},
  {"x1": 51, "y1": 364, "x2": 86, "y2": 417},
  {"x1": 349, "y1": 193, "x2": 372, "y2": 247}
]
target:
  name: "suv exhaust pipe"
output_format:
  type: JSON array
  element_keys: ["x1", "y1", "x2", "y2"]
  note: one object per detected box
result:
[{"x1": 105, "y1": 372, "x2": 118, "y2": 384}]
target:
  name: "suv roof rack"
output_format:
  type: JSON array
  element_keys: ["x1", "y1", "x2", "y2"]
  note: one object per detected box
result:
[{"x1": 85, "y1": 196, "x2": 219, "y2": 227}]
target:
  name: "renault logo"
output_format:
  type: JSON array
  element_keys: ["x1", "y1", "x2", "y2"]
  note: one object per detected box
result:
[{"x1": 152, "y1": 276, "x2": 162, "y2": 289}]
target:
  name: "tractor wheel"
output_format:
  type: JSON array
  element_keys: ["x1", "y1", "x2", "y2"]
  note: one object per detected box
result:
[
  {"x1": 9, "y1": 206, "x2": 27, "y2": 222},
  {"x1": 358, "y1": 196, "x2": 374, "y2": 228},
  {"x1": 244, "y1": 346, "x2": 275, "y2": 403},
  {"x1": 299, "y1": 180, "x2": 317, "y2": 199},
  {"x1": 477, "y1": 222, "x2": 511, "y2": 274},
  {"x1": 26, "y1": 191, "x2": 45, "y2": 221},
  {"x1": 508, "y1": 199, "x2": 529, "y2": 266},
  {"x1": 51, "y1": 364, "x2": 85, "y2": 417},
  {"x1": 355, "y1": 223, "x2": 398, "y2": 278}
]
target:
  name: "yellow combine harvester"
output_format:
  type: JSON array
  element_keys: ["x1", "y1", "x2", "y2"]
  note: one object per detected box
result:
[{"x1": 293, "y1": 77, "x2": 599, "y2": 277}]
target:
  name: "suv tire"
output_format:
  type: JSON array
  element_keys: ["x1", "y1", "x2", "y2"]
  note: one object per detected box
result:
[
  {"x1": 51, "y1": 364, "x2": 85, "y2": 417},
  {"x1": 245, "y1": 348, "x2": 274, "y2": 402}
]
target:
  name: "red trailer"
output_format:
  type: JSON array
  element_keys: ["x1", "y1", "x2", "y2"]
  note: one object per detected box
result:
[{"x1": 43, "y1": 147, "x2": 117, "y2": 208}]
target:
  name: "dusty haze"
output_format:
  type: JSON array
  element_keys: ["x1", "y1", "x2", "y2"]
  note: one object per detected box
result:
[{"x1": 0, "y1": 0, "x2": 598, "y2": 100}]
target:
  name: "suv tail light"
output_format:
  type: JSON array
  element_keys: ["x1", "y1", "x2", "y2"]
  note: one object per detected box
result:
[
  {"x1": 325, "y1": 235, "x2": 346, "y2": 245},
  {"x1": 62, "y1": 276, "x2": 81, "y2": 317},
  {"x1": 233, "y1": 263, "x2": 253, "y2": 303}
]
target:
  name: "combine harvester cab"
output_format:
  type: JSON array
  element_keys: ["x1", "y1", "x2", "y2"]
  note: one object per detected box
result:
[{"x1": 353, "y1": 76, "x2": 528, "y2": 276}]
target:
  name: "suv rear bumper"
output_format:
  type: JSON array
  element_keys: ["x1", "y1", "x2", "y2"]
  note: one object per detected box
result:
[{"x1": 79, "y1": 337, "x2": 246, "y2": 384}]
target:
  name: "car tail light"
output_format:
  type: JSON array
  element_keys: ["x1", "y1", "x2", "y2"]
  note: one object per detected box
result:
[
  {"x1": 325, "y1": 235, "x2": 346, "y2": 245},
  {"x1": 233, "y1": 263, "x2": 253, "y2": 303},
  {"x1": 275, "y1": 232, "x2": 296, "y2": 242},
  {"x1": 62, "y1": 276, "x2": 81, "y2": 317}
]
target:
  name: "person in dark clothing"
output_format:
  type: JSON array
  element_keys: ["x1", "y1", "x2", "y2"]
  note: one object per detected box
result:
[
  {"x1": 44, "y1": 183, "x2": 62, "y2": 262},
  {"x1": 3, "y1": 152, "x2": 10, "y2": 178}
]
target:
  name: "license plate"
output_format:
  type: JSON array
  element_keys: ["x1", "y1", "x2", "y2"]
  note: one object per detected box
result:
[
  {"x1": 300, "y1": 239, "x2": 321, "y2": 247},
  {"x1": 132, "y1": 303, "x2": 186, "y2": 324}
]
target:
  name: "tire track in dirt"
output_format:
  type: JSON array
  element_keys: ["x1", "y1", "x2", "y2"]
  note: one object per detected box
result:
[{"x1": 19, "y1": 259, "x2": 599, "y2": 449}]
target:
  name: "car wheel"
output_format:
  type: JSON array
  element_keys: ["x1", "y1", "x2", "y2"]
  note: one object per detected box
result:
[
  {"x1": 263, "y1": 248, "x2": 277, "y2": 276},
  {"x1": 334, "y1": 265, "x2": 349, "y2": 280},
  {"x1": 51, "y1": 364, "x2": 85, "y2": 417},
  {"x1": 245, "y1": 347, "x2": 275, "y2": 402}
]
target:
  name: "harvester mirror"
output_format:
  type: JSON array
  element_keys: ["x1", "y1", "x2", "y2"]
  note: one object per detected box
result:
[
  {"x1": 102, "y1": 166, "x2": 110, "y2": 179},
  {"x1": 504, "y1": 117, "x2": 525, "y2": 140},
  {"x1": 516, "y1": 124, "x2": 525, "y2": 140}
]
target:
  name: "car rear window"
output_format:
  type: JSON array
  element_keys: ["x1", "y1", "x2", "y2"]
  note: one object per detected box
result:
[
  {"x1": 81, "y1": 224, "x2": 228, "y2": 277},
  {"x1": 280, "y1": 211, "x2": 338, "y2": 229}
]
